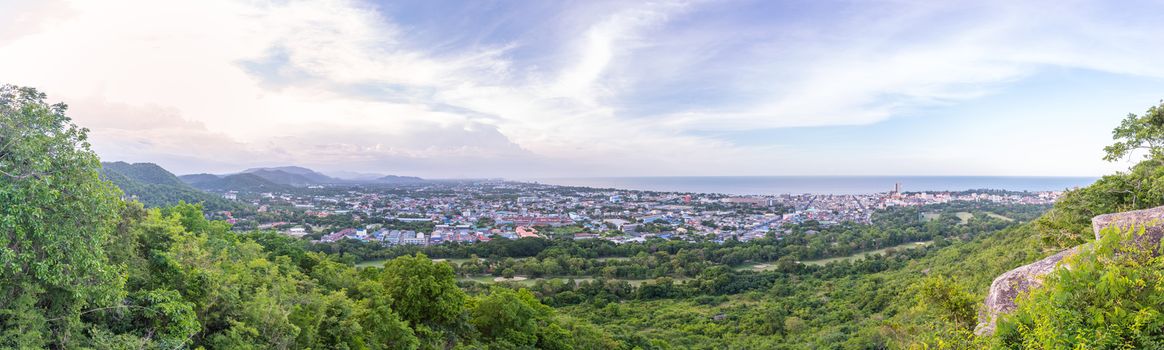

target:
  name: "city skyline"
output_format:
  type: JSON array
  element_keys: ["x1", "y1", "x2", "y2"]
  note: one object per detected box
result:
[{"x1": 2, "y1": 0, "x2": 1162, "y2": 177}]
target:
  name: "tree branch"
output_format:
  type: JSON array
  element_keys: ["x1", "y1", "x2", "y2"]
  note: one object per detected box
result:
[
  {"x1": 0, "y1": 168, "x2": 40, "y2": 180},
  {"x1": 46, "y1": 304, "x2": 156, "y2": 322}
]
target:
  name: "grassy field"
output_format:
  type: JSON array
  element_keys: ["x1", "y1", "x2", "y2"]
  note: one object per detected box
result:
[
  {"x1": 355, "y1": 259, "x2": 388, "y2": 268},
  {"x1": 802, "y1": 241, "x2": 933, "y2": 266},
  {"x1": 356, "y1": 257, "x2": 479, "y2": 268},
  {"x1": 595, "y1": 256, "x2": 632, "y2": 262},
  {"x1": 923, "y1": 211, "x2": 988, "y2": 225},
  {"x1": 357, "y1": 256, "x2": 636, "y2": 268},
  {"x1": 986, "y1": 212, "x2": 1015, "y2": 222},
  {"x1": 735, "y1": 240, "x2": 934, "y2": 271},
  {"x1": 459, "y1": 275, "x2": 687, "y2": 287}
]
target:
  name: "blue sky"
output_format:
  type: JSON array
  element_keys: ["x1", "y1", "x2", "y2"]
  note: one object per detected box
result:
[{"x1": 0, "y1": 0, "x2": 1161, "y2": 177}]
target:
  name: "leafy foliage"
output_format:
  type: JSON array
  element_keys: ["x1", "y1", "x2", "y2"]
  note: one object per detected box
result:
[
  {"x1": 994, "y1": 225, "x2": 1164, "y2": 348},
  {"x1": 1035, "y1": 160, "x2": 1164, "y2": 248},
  {"x1": 10, "y1": 85, "x2": 1164, "y2": 349},
  {"x1": 1104, "y1": 100, "x2": 1164, "y2": 162},
  {"x1": 0, "y1": 85, "x2": 609, "y2": 349},
  {"x1": 378, "y1": 253, "x2": 468, "y2": 347},
  {"x1": 471, "y1": 288, "x2": 572, "y2": 349},
  {"x1": 0, "y1": 85, "x2": 124, "y2": 348}
]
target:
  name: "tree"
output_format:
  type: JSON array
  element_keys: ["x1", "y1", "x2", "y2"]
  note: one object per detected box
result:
[
  {"x1": 914, "y1": 275, "x2": 976, "y2": 330},
  {"x1": 355, "y1": 282, "x2": 419, "y2": 350},
  {"x1": 471, "y1": 288, "x2": 573, "y2": 350},
  {"x1": 0, "y1": 85, "x2": 125, "y2": 348},
  {"x1": 1104, "y1": 100, "x2": 1164, "y2": 162},
  {"x1": 472, "y1": 288, "x2": 539, "y2": 348},
  {"x1": 120, "y1": 289, "x2": 200, "y2": 349},
  {"x1": 307, "y1": 291, "x2": 367, "y2": 350},
  {"x1": 379, "y1": 253, "x2": 468, "y2": 347}
]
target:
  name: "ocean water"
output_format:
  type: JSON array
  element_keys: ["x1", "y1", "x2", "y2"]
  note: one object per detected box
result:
[{"x1": 531, "y1": 176, "x2": 1098, "y2": 195}]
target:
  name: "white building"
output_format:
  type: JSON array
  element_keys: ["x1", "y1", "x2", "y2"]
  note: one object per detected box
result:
[
  {"x1": 400, "y1": 231, "x2": 427, "y2": 245},
  {"x1": 286, "y1": 227, "x2": 307, "y2": 237}
]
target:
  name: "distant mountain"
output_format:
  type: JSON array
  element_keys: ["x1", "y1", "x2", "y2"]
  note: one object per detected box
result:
[
  {"x1": 244, "y1": 166, "x2": 333, "y2": 183},
  {"x1": 327, "y1": 170, "x2": 386, "y2": 181},
  {"x1": 178, "y1": 173, "x2": 221, "y2": 184},
  {"x1": 100, "y1": 162, "x2": 241, "y2": 211},
  {"x1": 181, "y1": 165, "x2": 425, "y2": 188},
  {"x1": 237, "y1": 165, "x2": 426, "y2": 185},
  {"x1": 242, "y1": 166, "x2": 335, "y2": 186},
  {"x1": 186, "y1": 173, "x2": 288, "y2": 192},
  {"x1": 242, "y1": 165, "x2": 321, "y2": 176},
  {"x1": 245, "y1": 169, "x2": 319, "y2": 186},
  {"x1": 377, "y1": 175, "x2": 426, "y2": 184}
]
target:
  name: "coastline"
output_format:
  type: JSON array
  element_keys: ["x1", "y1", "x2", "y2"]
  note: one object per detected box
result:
[{"x1": 527, "y1": 176, "x2": 1098, "y2": 195}]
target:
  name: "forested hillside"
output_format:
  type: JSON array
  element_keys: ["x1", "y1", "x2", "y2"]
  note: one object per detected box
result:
[
  {"x1": 100, "y1": 161, "x2": 244, "y2": 212},
  {"x1": 6, "y1": 84, "x2": 1164, "y2": 349},
  {"x1": 182, "y1": 172, "x2": 289, "y2": 192},
  {"x1": 1, "y1": 85, "x2": 610, "y2": 349},
  {"x1": 241, "y1": 168, "x2": 330, "y2": 186},
  {"x1": 310, "y1": 205, "x2": 1039, "y2": 348}
]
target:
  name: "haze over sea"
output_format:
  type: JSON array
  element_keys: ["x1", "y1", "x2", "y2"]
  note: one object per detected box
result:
[{"x1": 532, "y1": 176, "x2": 1098, "y2": 196}]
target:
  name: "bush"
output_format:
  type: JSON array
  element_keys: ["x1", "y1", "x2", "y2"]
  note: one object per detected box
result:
[{"x1": 994, "y1": 225, "x2": 1164, "y2": 348}]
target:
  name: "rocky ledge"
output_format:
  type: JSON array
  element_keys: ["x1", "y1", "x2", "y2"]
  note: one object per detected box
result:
[{"x1": 974, "y1": 205, "x2": 1164, "y2": 336}]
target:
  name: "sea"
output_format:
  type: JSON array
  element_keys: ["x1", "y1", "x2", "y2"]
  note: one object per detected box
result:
[{"x1": 530, "y1": 176, "x2": 1098, "y2": 195}]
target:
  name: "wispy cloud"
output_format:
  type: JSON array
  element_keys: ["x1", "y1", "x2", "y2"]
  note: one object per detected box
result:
[{"x1": 0, "y1": 0, "x2": 1160, "y2": 176}]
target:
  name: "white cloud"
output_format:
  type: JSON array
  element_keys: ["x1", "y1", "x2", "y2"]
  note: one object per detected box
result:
[
  {"x1": 0, "y1": 0, "x2": 1160, "y2": 177},
  {"x1": 0, "y1": 0, "x2": 537, "y2": 176}
]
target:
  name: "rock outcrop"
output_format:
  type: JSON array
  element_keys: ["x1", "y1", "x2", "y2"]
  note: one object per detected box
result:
[
  {"x1": 973, "y1": 245, "x2": 1082, "y2": 336},
  {"x1": 974, "y1": 205, "x2": 1164, "y2": 336},
  {"x1": 1091, "y1": 206, "x2": 1164, "y2": 251}
]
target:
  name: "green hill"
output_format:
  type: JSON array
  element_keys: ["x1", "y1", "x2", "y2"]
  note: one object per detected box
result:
[
  {"x1": 101, "y1": 161, "x2": 187, "y2": 187},
  {"x1": 243, "y1": 169, "x2": 321, "y2": 186},
  {"x1": 244, "y1": 166, "x2": 335, "y2": 184},
  {"x1": 539, "y1": 102, "x2": 1164, "y2": 348},
  {"x1": 177, "y1": 173, "x2": 220, "y2": 184},
  {"x1": 183, "y1": 166, "x2": 341, "y2": 188},
  {"x1": 100, "y1": 161, "x2": 243, "y2": 211},
  {"x1": 377, "y1": 174, "x2": 427, "y2": 184},
  {"x1": 12, "y1": 84, "x2": 1164, "y2": 349},
  {"x1": 185, "y1": 172, "x2": 289, "y2": 192}
]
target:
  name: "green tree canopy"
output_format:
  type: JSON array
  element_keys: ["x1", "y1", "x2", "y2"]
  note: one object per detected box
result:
[
  {"x1": 379, "y1": 253, "x2": 468, "y2": 347},
  {"x1": 0, "y1": 83, "x2": 609, "y2": 350},
  {"x1": 1104, "y1": 100, "x2": 1164, "y2": 162},
  {"x1": 0, "y1": 84, "x2": 125, "y2": 348},
  {"x1": 471, "y1": 287, "x2": 573, "y2": 350}
]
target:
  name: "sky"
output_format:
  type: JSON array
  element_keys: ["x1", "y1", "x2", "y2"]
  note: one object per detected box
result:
[{"x1": 0, "y1": 0, "x2": 1161, "y2": 178}]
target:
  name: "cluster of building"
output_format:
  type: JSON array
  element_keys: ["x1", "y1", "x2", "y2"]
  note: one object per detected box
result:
[
  {"x1": 220, "y1": 181, "x2": 1066, "y2": 245},
  {"x1": 318, "y1": 224, "x2": 546, "y2": 245}
]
